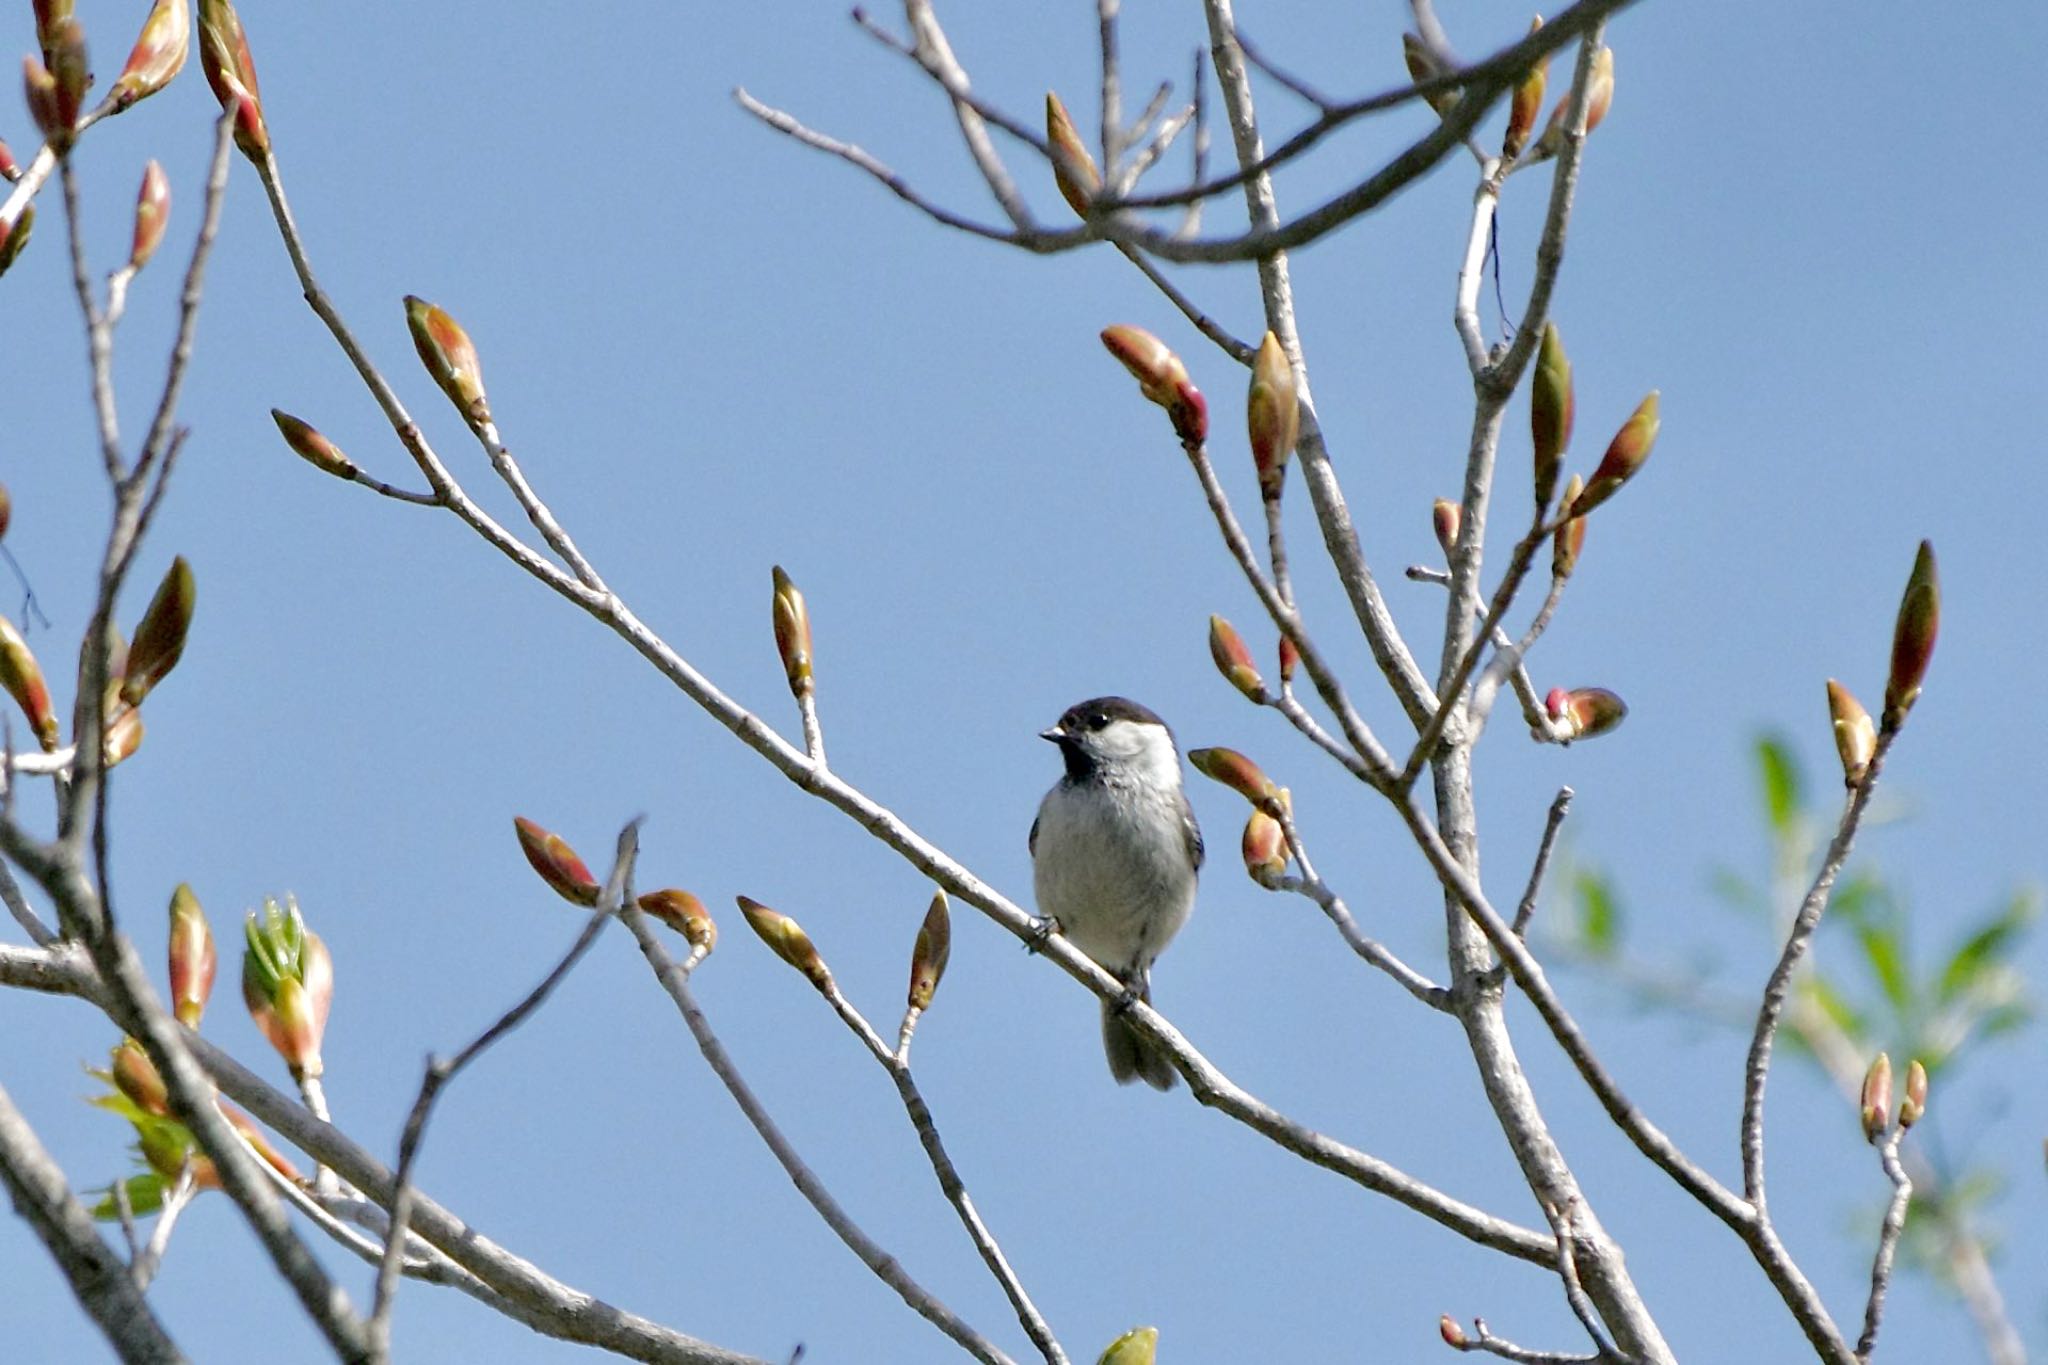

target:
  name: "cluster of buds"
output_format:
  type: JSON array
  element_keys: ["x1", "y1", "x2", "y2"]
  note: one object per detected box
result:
[
  {"x1": 1859, "y1": 1053, "x2": 1930, "y2": 1142},
  {"x1": 241, "y1": 896, "x2": 333, "y2": 1080},
  {"x1": 1545, "y1": 686, "x2": 1627, "y2": 743},
  {"x1": 23, "y1": 15, "x2": 89, "y2": 152},
  {"x1": 168, "y1": 883, "x2": 216, "y2": 1027},
  {"x1": 738, "y1": 895, "x2": 832, "y2": 991},
  {"x1": 1246, "y1": 331, "x2": 1299, "y2": 496},
  {"x1": 1207, "y1": 616, "x2": 1267, "y2": 704},
  {"x1": 271, "y1": 410, "x2": 359, "y2": 481},
  {"x1": 771, "y1": 566, "x2": 813, "y2": 699},
  {"x1": 405, "y1": 295, "x2": 492, "y2": 428},
  {"x1": 1100, "y1": 325, "x2": 1207, "y2": 446},
  {"x1": 198, "y1": 0, "x2": 269, "y2": 159},
  {"x1": 906, "y1": 890, "x2": 951, "y2": 1012},
  {"x1": 1825, "y1": 679, "x2": 1876, "y2": 787},
  {"x1": 1567, "y1": 392, "x2": 1660, "y2": 519},
  {"x1": 638, "y1": 888, "x2": 717, "y2": 953},
  {"x1": 0, "y1": 614, "x2": 60, "y2": 751},
  {"x1": 514, "y1": 816, "x2": 601, "y2": 907},
  {"x1": 1882, "y1": 540, "x2": 1939, "y2": 734},
  {"x1": 1503, "y1": 17, "x2": 1548, "y2": 159},
  {"x1": 1045, "y1": 92, "x2": 1099, "y2": 217},
  {"x1": 95, "y1": 1041, "x2": 301, "y2": 1209},
  {"x1": 121, "y1": 556, "x2": 196, "y2": 706},
  {"x1": 1188, "y1": 745, "x2": 1286, "y2": 818},
  {"x1": 110, "y1": 0, "x2": 189, "y2": 109}
]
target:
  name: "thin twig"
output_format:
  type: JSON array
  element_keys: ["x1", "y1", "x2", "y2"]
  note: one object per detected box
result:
[
  {"x1": 1097, "y1": 0, "x2": 1122, "y2": 172},
  {"x1": 129, "y1": 1168, "x2": 197, "y2": 1292},
  {"x1": 1856, "y1": 1130, "x2": 1912, "y2": 1361},
  {"x1": 1271, "y1": 810, "x2": 1449, "y2": 1010},
  {"x1": 1512, "y1": 789, "x2": 1574, "y2": 939},
  {"x1": 475, "y1": 422, "x2": 607, "y2": 592}
]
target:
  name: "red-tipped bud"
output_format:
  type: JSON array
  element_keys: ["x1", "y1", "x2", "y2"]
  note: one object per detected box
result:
[
  {"x1": 1241, "y1": 807, "x2": 1288, "y2": 887},
  {"x1": 1247, "y1": 331, "x2": 1299, "y2": 493},
  {"x1": 1899, "y1": 1059, "x2": 1928, "y2": 1129},
  {"x1": 112, "y1": 0, "x2": 189, "y2": 108},
  {"x1": 1432, "y1": 499, "x2": 1461, "y2": 558},
  {"x1": 1440, "y1": 1315, "x2": 1469, "y2": 1348},
  {"x1": 1570, "y1": 391, "x2": 1659, "y2": 518},
  {"x1": 241, "y1": 896, "x2": 332, "y2": 1080},
  {"x1": 1859, "y1": 1051, "x2": 1892, "y2": 1143},
  {"x1": 121, "y1": 556, "x2": 195, "y2": 706},
  {"x1": 1882, "y1": 540, "x2": 1938, "y2": 733},
  {"x1": 1503, "y1": 18, "x2": 1547, "y2": 159},
  {"x1": 1826, "y1": 679, "x2": 1876, "y2": 787},
  {"x1": 405, "y1": 295, "x2": 491, "y2": 427},
  {"x1": 737, "y1": 895, "x2": 832, "y2": 990},
  {"x1": 129, "y1": 161, "x2": 171, "y2": 271},
  {"x1": 168, "y1": 883, "x2": 216, "y2": 1028},
  {"x1": 907, "y1": 890, "x2": 950, "y2": 1011},
  {"x1": 771, "y1": 565, "x2": 813, "y2": 698},
  {"x1": 1530, "y1": 323, "x2": 1573, "y2": 508},
  {"x1": 111, "y1": 1038, "x2": 170, "y2": 1117},
  {"x1": 1551, "y1": 475, "x2": 1587, "y2": 578},
  {"x1": 0, "y1": 615, "x2": 59, "y2": 751},
  {"x1": 1045, "y1": 92, "x2": 1100, "y2": 217},
  {"x1": 1401, "y1": 34, "x2": 1458, "y2": 117},
  {"x1": 1276, "y1": 634, "x2": 1300, "y2": 687},
  {"x1": 197, "y1": 0, "x2": 268, "y2": 159},
  {"x1": 1188, "y1": 746, "x2": 1284, "y2": 815},
  {"x1": 638, "y1": 889, "x2": 717, "y2": 951},
  {"x1": 101, "y1": 679, "x2": 144, "y2": 767},
  {"x1": 513, "y1": 816, "x2": 600, "y2": 907},
  {"x1": 1550, "y1": 686, "x2": 1627, "y2": 743},
  {"x1": 270, "y1": 410, "x2": 358, "y2": 480},
  {"x1": 1208, "y1": 615, "x2": 1266, "y2": 703},
  {"x1": 0, "y1": 206, "x2": 34, "y2": 279},
  {"x1": 1100, "y1": 325, "x2": 1206, "y2": 445}
]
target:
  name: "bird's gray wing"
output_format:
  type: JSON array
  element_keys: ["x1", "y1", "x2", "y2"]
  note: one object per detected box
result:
[
  {"x1": 1179, "y1": 793, "x2": 1205, "y2": 872},
  {"x1": 1028, "y1": 813, "x2": 1040, "y2": 858}
]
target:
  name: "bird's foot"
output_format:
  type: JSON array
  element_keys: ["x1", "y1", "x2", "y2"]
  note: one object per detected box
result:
[{"x1": 1025, "y1": 915, "x2": 1063, "y2": 954}]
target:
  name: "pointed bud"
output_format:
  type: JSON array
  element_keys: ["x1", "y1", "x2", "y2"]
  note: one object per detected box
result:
[
  {"x1": 1570, "y1": 391, "x2": 1659, "y2": 518},
  {"x1": 1100, "y1": 325, "x2": 1206, "y2": 445},
  {"x1": 121, "y1": 556, "x2": 195, "y2": 705},
  {"x1": 638, "y1": 889, "x2": 717, "y2": 950},
  {"x1": 1825, "y1": 679, "x2": 1876, "y2": 787},
  {"x1": 168, "y1": 883, "x2": 216, "y2": 1028},
  {"x1": 1530, "y1": 323, "x2": 1573, "y2": 509},
  {"x1": 1859, "y1": 1051, "x2": 1892, "y2": 1143},
  {"x1": 0, "y1": 483, "x2": 11, "y2": 540},
  {"x1": 1432, "y1": 499, "x2": 1461, "y2": 558},
  {"x1": 771, "y1": 565, "x2": 813, "y2": 698},
  {"x1": 241, "y1": 896, "x2": 332, "y2": 1079},
  {"x1": 1551, "y1": 686, "x2": 1627, "y2": 742},
  {"x1": 0, "y1": 614, "x2": 60, "y2": 751},
  {"x1": 45, "y1": 17, "x2": 89, "y2": 141},
  {"x1": 111, "y1": 0, "x2": 190, "y2": 108},
  {"x1": 1503, "y1": 18, "x2": 1547, "y2": 159},
  {"x1": 907, "y1": 890, "x2": 951, "y2": 1011},
  {"x1": 737, "y1": 895, "x2": 832, "y2": 990},
  {"x1": 1045, "y1": 92, "x2": 1100, "y2": 217},
  {"x1": 33, "y1": 0, "x2": 74, "y2": 62},
  {"x1": 1882, "y1": 540, "x2": 1938, "y2": 733},
  {"x1": 1247, "y1": 331, "x2": 1299, "y2": 492},
  {"x1": 405, "y1": 295, "x2": 491, "y2": 426},
  {"x1": 1401, "y1": 34, "x2": 1458, "y2": 117},
  {"x1": 1242, "y1": 807, "x2": 1288, "y2": 887},
  {"x1": 271, "y1": 410, "x2": 358, "y2": 480},
  {"x1": 1276, "y1": 634, "x2": 1300, "y2": 687},
  {"x1": 1551, "y1": 475, "x2": 1587, "y2": 578},
  {"x1": 1188, "y1": 746, "x2": 1284, "y2": 815},
  {"x1": 111, "y1": 1039, "x2": 170, "y2": 1117},
  {"x1": 197, "y1": 0, "x2": 268, "y2": 159},
  {"x1": 23, "y1": 58, "x2": 67, "y2": 149},
  {"x1": 1899, "y1": 1059, "x2": 1928, "y2": 1129},
  {"x1": 1207, "y1": 615, "x2": 1266, "y2": 703},
  {"x1": 0, "y1": 206, "x2": 34, "y2": 280},
  {"x1": 129, "y1": 161, "x2": 171, "y2": 271},
  {"x1": 513, "y1": 816, "x2": 600, "y2": 907},
  {"x1": 138, "y1": 1123, "x2": 213, "y2": 1188},
  {"x1": 101, "y1": 679, "x2": 144, "y2": 767},
  {"x1": 1537, "y1": 45, "x2": 1614, "y2": 155},
  {"x1": 1096, "y1": 1327, "x2": 1159, "y2": 1365},
  {"x1": 1440, "y1": 1316, "x2": 1469, "y2": 1348}
]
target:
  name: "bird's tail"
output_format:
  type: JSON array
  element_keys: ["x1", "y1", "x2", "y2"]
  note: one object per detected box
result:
[{"x1": 1101, "y1": 975, "x2": 1176, "y2": 1091}]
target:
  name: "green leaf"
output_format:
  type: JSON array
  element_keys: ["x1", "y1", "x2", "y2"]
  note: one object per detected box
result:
[
  {"x1": 1855, "y1": 920, "x2": 1911, "y2": 1012},
  {"x1": 1575, "y1": 869, "x2": 1622, "y2": 958},
  {"x1": 1937, "y1": 892, "x2": 2039, "y2": 1003},
  {"x1": 1798, "y1": 974, "x2": 1867, "y2": 1046},
  {"x1": 91, "y1": 1173, "x2": 167, "y2": 1221},
  {"x1": 1755, "y1": 734, "x2": 1801, "y2": 833}
]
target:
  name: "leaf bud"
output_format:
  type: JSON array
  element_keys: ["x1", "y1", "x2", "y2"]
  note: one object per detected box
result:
[
  {"x1": 1440, "y1": 1315, "x2": 1469, "y2": 1348},
  {"x1": 907, "y1": 890, "x2": 951, "y2": 1011},
  {"x1": 111, "y1": 1038, "x2": 170, "y2": 1116},
  {"x1": 1432, "y1": 499, "x2": 1461, "y2": 559},
  {"x1": 129, "y1": 161, "x2": 171, "y2": 271},
  {"x1": 1045, "y1": 92, "x2": 1100, "y2": 217},
  {"x1": 0, "y1": 615, "x2": 60, "y2": 751},
  {"x1": 1825, "y1": 679, "x2": 1876, "y2": 787},
  {"x1": 1276, "y1": 634, "x2": 1300, "y2": 687},
  {"x1": 1207, "y1": 615, "x2": 1266, "y2": 703},
  {"x1": 1549, "y1": 686, "x2": 1627, "y2": 743},
  {"x1": 121, "y1": 556, "x2": 196, "y2": 706},
  {"x1": 1247, "y1": 331, "x2": 1299, "y2": 492},
  {"x1": 737, "y1": 895, "x2": 832, "y2": 991},
  {"x1": 168, "y1": 882, "x2": 216, "y2": 1028},
  {"x1": 197, "y1": 0, "x2": 269, "y2": 159},
  {"x1": 1530, "y1": 323, "x2": 1573, "y2": 509},
  {"x1": 404, "y1": 295, "x2": 490, "y2": 426},
  {"x1": 513, "y1": 816, "x2": 601, "y2": 907},
  {"x1": 1096, "y1": 1326, "x2": 1158, "y2": 1365},
  {"x1": 1241, "y1": 807, "x2": 1288, "y2": 887},
  {"x1": 1551, "y1": 475, "x2": 1587, "y2": 578},
  {"x1": 1100, "y1": 325, "x2": 1206, "y2": 445},
  {"x1": 1881, "y1": 540, "x2": 1938, "y2": 733},
  {"x1": 1503, "y1": 18, "x2": 1547, "y2": 159},
  {"x1": 271, "y1": 410, "x2": 358, "y2": 480},
  {"x1": 112, "y1": 0, "x2": 190, "y2": 108},
  {"x1": 241, "y1": 896, "x2": 332, "y2": 1080},
  {"x1": 1401, "y1": 34, "x2": 1458, "y2": 117},
  {"x1": 1859, "y1": 1051, "x2": 1892, "y2": 1143},
  {"x1": 1569, "y1": 391, "x2": 1659, "y2": 518},
  {"x1": 1188, "y1": 746, "x2": 1284, "y2": 815},
  {"x1": 638, "y1": 888, "x2": 717, "y2": 951},
  {"x1": 0, "y1": 206, "x2": 35, "y2": 280},
  {"x1": 1899, "y1": 1059, "x2": 1928, "y2": 1129},
  {"x1": 771, "y1": 565, "x2": 814, "y2": 698}
]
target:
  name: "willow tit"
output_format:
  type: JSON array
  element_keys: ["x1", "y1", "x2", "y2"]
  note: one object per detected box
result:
[{"x1": 1030, "y1": 696, "x2": 1203, "y2": 1090}]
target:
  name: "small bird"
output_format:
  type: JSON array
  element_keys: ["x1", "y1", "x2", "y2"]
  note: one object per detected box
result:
[{"x1": 1030, "y1": 696, "x2": 1202, "y2": 1090}]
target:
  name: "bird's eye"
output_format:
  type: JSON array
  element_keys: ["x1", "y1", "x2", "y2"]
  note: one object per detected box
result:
[{"x1": 1087, "y1": 711, "x2": 1108, "y2": 730}]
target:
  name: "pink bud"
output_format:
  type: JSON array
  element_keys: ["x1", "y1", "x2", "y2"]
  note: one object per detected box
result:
[{"x1": 513, "y1": 816, "x2": 601, "y2": 907}]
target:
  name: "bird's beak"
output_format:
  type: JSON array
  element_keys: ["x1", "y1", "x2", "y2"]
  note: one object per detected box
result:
[{"x1": 1039, "y1": 725, "x2": 1066, "y2": 744}]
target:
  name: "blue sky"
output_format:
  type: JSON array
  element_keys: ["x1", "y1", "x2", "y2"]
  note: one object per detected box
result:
[{"x1": 4, "y1": 2, "x2": 2044, "y2": 1361}]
